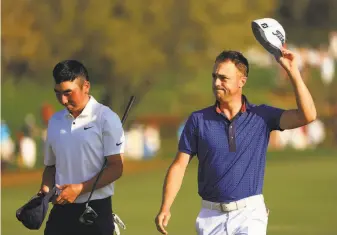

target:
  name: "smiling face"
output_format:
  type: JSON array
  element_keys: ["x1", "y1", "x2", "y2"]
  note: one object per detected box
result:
[
  {"x1": 212, "y1": 61, "x2": 247, "y2": 103},
  {"x1": 54, "y1": 77, "x2": 90, "y2": 114}
]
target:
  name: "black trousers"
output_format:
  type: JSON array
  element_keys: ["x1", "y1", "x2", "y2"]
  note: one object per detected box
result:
[{"x1": 44, "y1": 197, "x2": 114, "y2": 235}]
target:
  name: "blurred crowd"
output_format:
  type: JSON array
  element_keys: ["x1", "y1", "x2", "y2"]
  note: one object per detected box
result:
[{"x1": 1, "y1": 104, "x2": 55, "y2": 171}]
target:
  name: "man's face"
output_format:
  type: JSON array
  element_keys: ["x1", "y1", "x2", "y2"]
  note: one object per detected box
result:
[
  {"x1": 54, "y1": 78, "x2": 90, "y2": 113},
  {"x1": 212, "y1": 61, "x2": 246, "y2": 102}
]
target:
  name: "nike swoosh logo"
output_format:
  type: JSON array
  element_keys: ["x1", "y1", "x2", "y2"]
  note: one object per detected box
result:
[
  {"x1": 116, "y1": 142, "x2": 123, "y2": 146},
  {"x1": 84, "y1": 126, "x2": 93, "y2": 130}
]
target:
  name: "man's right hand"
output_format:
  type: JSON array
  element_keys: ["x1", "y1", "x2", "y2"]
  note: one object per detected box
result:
[{"x1": 155, "y1": 210, "x2": 171, "y2": 234}]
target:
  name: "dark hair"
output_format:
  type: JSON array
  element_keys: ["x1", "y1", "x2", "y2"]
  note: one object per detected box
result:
[
  {"x1": 52, "y1": 60, "x2": 89, "y2": 84},
  {"x1": 215, "y1": 50, "x2": 249, "y2": 77}
]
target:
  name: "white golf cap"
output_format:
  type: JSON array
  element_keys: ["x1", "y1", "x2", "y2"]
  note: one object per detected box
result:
[{"x1": 251, "y1": 18, "x2": 286, "y2": 58}]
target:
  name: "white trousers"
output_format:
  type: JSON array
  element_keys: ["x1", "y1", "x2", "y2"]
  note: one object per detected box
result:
[{"x1": 196, "y1": 195, "x2": 268, "y2": 235}]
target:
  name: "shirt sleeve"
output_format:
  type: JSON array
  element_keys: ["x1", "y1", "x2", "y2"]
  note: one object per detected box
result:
[
  {"x1": 44, "y1": 120, "x2": 56, "y2": 166},
  {"x1": 178, "y1": 113, "x2": 198, "y2": 157},
  {"x1": 259, "y1": 105, "x2": 285, "y2": 131},
  {"x1": 101, "y1": 107, "x2": 125, "y2": 156}
]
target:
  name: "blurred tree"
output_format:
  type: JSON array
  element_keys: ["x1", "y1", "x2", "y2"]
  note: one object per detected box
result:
[
  {"x1": 2, "y1": 0, "x2": 42, "y2": 79},
  {"x1": 189, "y1": 0, "x2": 276, "y2": 61},
  {"x1": 6, "y1": 0, "x2": 168, "y2": 115},
  {"x1": 153, "y1": 0, "x2": 277, "y2": 74},
  {"x1": 2, "y1": 0, "x2": 276, "y2": 116},
  {"x1": 75, "y1": 0, "x2": 169, "y2": 114}
]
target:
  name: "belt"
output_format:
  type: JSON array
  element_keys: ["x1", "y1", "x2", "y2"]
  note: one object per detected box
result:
[{"x1": 201, "y1": 194, "x2": 264, "y2": 212}]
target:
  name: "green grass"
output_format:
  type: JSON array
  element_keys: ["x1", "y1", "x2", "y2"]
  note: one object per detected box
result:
[{"x1": 2, "y1": 151, "x2": 337, "y2": 235}]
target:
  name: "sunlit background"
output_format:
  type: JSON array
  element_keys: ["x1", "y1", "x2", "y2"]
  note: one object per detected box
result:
[{"x1": 2, "y1": 0, "x2": 337, "y2": 234}]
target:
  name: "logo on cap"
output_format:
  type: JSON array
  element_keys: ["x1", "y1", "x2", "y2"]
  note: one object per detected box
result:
[{"x1": 272, "y1": 30, "x2": 285, "y2": 44}]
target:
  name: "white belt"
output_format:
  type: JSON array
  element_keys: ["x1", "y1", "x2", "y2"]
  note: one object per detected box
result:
[{"x1": 202, "y1": 194, "x2": 264, "y2": 212}]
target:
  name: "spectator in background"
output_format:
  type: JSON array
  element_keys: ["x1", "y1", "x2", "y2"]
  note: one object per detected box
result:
[
  {"x1": 143, "y1": 124, "x2": 161, "y2": 159},
  {"x1": 17, "y1": 114, "x2": 38, "y2": 169},
  {"x1": 18, "y1": 134, "x2": 37, "y2": 169},
  {"x1": 330, "y1": 101, "x2": 337, "y2": 145},
  {"x1": 306, "y1": 119, "x2": 326, "y2": 148},
  {"x1": 41, "y1": 103, "x2": 55, "y2": 142},
  {"x1": 306, "y1": 47, "x2": 321, "y2": 68},
  {"x1": 1, "y1": 120, "x2": 15, "y2": 170},
  {"x1": 21, "y1": 113, "x2": 38, "y2": 138},
  {"x1": 328, "y1": 31, "x2": 337, "y2": 60},
  {"x1": 177, "y1": 120, "x2": 187, "y2": 141},
  {"x1": 297, "y1": 47, "x2": 311, "y2": 83},
  {"x1": 320, "y1": 46, "x2": 335, "y2": 86},
  {"x1": 124, "y1": 123, "x2": 145, "y2": 160}
]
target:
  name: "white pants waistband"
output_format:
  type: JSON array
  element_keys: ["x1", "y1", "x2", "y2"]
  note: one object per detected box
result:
[{"x1": 202, "y1": 194, "x2": 264, "y2": 212}]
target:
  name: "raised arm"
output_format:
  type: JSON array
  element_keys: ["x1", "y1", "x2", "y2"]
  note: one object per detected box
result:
[{"x1": 277, "y1": 48, "x2": 317, "y2": 130}]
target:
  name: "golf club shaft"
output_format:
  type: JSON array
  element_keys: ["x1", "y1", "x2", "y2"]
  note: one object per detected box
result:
[{"x1": 85, "y1": 96, "x2": 136, "y2": 205}]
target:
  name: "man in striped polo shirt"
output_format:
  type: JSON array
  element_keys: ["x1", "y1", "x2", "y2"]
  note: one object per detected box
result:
[{"x1": 155, "y1": 49, "x2": 316, "y2": 235}]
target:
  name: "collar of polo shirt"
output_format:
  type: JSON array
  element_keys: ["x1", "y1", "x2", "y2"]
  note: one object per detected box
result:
[
  {"x1": 65, "y1": 96, "x2": 95, "y2": 118},
  {"x1": 215, "y1": 95, "x2": 250, "y2": 114}
]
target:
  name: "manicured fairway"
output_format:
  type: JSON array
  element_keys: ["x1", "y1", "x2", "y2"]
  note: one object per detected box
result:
[{"x1": 2, "y1": 151, "x2": 337, "y2": 235}]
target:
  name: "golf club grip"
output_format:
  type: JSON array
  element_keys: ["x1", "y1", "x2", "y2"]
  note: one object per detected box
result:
[{"x1": 85, "y1": 96, "x2": 136, "y2": 205}]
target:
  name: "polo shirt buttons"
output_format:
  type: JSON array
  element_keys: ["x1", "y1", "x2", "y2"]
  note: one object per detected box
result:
[{"x1": 73, "y1": 122, "x2": 75, "y2": 125}]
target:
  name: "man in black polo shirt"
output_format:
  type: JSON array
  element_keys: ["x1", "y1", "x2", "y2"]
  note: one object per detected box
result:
[{"x1": 155, "y1": 49, "x2": 316, "y2": 235}]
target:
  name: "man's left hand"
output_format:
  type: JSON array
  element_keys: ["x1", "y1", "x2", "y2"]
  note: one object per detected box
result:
[
  {"x1": 277, "y1": 48, "x2": 299, "y2": 74},
  {"x1": 54, "y1": 183, "x2": 83, "y2": 205}
]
